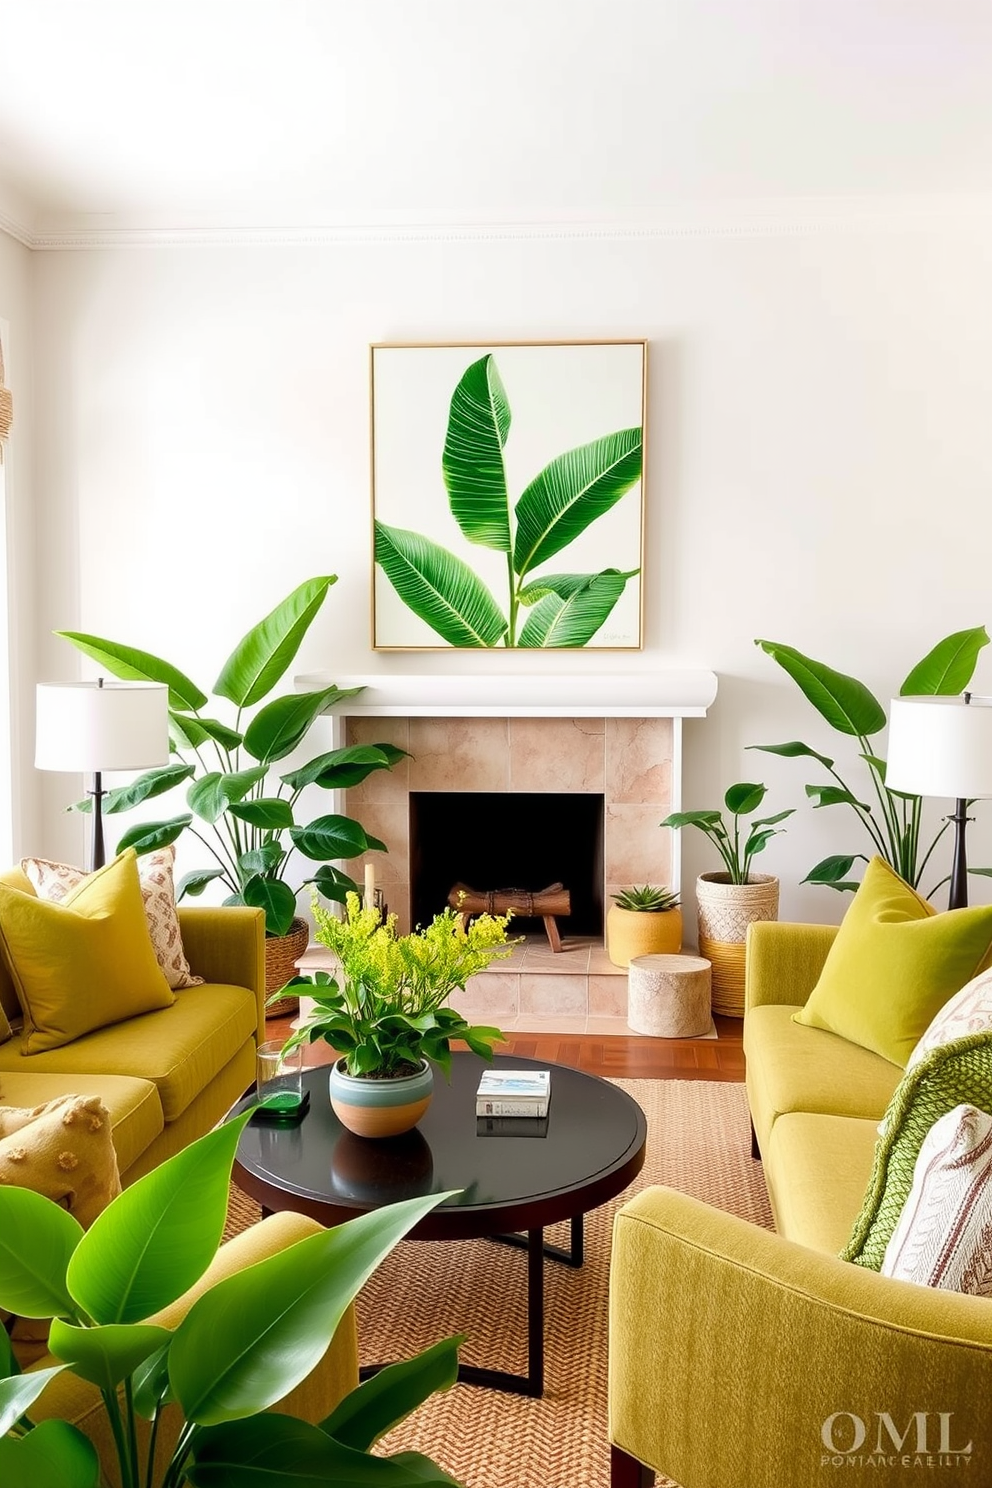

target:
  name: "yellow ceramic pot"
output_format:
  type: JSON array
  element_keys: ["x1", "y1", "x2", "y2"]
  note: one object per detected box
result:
[{"x1": 606, "y1": 904, "x2": 683, "y2": 969}]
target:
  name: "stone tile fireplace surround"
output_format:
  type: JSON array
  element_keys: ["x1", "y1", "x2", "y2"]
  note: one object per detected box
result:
[{"x1": 297, "y1": 672, "x2": 717, "y2": 1031}]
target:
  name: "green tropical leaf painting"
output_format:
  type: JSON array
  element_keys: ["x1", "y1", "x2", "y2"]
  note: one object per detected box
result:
[{"x1": 372, "y1": 344, "x2": 644, "y2": 647}]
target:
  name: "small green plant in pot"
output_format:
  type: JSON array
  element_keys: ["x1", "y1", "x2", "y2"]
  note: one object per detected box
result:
[
  {"x1": 0, "y1": 1111, "x2": 468, "y2": 1488},
  {"x1": 606, "y1": 885, "x2": 682, "y2": 968},
  {"x1": 56, "y1": 578, "x2": 405, "y2": 944},
  {"x1": 661, "y1": 784, "x2": 793, "y2": 1018},
  {"x1": 278, "y1": 891, "x2": 522, "y2": 1138}
]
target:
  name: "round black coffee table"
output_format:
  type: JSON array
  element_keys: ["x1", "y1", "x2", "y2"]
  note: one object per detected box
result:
[{"x1": 232, "y1": 1053, "x2": 647, "y2": 1397}]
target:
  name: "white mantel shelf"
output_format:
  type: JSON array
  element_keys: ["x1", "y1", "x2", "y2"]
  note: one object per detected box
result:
[{"x1": 296, "y1": 671, "x2": 718, "y2": 719}]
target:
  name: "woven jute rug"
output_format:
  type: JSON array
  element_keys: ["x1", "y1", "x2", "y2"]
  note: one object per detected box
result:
[{"x1": 224, "y1": 1078, "x2": 773, "y2": 1488}]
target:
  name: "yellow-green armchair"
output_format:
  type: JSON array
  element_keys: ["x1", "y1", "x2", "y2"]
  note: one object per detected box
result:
[{"x1": 608, "y1": 920, "x2": 992, "y2": 1487}]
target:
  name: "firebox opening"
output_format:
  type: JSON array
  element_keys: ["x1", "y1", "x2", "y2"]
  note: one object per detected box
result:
[{"x1": 409, "y1": 791, "x2": 605, "y2": 939}]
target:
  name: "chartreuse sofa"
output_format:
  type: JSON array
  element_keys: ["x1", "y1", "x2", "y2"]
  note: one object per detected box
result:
[
  {"x1": 0, "y1": 851, "x2": 359, "y2": 1484},
  {"x1": 609, "y1": 858, "x2": 992, "y2": 1488}
]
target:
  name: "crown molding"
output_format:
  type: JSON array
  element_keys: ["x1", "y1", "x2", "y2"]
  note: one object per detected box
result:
[
  {"x1": 0, "y1": 184, "x2": 36, "y2": 248},
  {"x1": 14, "y1": 194, "x2": 992, "y2": 250}
]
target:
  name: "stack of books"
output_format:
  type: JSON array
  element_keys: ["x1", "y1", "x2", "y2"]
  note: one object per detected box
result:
[{"x1": 476, "y1": 1068, "x2": 551, "y2": 1118}]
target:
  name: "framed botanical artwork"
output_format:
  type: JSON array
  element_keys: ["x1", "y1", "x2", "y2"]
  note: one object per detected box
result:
[{"x1": 369, "y1": 339, "x2": 647, "y2": 649}]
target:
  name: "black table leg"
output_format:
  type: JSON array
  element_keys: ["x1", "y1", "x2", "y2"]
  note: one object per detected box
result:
[{"x1": 455, "y1": 1226, "x2": 544, "y2": 1396}]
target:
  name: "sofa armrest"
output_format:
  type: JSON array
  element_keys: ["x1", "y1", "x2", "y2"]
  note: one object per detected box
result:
[
  {"x1": 745, "y1": 919, "x2": 838, "y2": 1011},
  {"x1": 609, "y1": 1187, "x2": 992, "y2": 1488},
  {"x1": 178, "y1": 905, "x2": 266, "y2": 1041}
]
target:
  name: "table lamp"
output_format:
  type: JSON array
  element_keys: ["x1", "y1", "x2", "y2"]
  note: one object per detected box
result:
[
  {"x1": 36, "y1": 679, "x2": 170, "y2": 871},
  {"x1": 885, "y1": 693, "x2": 992, "y2": 909}
]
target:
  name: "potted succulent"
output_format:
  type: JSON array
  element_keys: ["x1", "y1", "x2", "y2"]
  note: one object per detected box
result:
[
  {"x1": 279, "y1": 891, "x2": 521, "y2": 1138},
  {"x1": 56, "y1": 577, "x2": 405, "y2": 1006},
  {"x1": 0, "y1": 1112, "x2": 467, "y2": 1487},
  {"x1": 606, "y1": 884, "x2": 682, "y2": 968},
  {"x1": 661, "y1": 783, "x2": 793, "y2": 1017}
]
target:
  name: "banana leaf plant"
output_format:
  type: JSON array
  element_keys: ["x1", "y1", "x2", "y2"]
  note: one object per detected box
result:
[
  {"x1": 661, "y1": 783, "x2": 794, "y2": 884},
  {"x1": 374, "y1": 352, "x2": 642, "y2": 647},
  {"x1": 56, "y1": 577, "x2": 406, "y2": 936},
  {"x1": 0, "y1": 1111, "x2": 465, "y2": 1488},
  {"x1": 751, "y1": 627, "x2": 991, "y2": 900}
]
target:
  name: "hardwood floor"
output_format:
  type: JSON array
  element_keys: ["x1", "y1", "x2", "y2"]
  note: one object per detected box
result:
[{"x1": 265, "y1": 1013, "x2": 746, "y2": 1081}]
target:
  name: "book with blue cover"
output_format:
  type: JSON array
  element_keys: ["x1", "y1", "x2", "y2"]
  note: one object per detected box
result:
[{"x1": 476, "y1": 1068, "x2": 551, "y2": 1117}]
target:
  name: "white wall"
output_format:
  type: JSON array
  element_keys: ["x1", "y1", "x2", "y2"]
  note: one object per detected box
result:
[
  {"x1": 27, "y1": 216, "x2": 992, "y2": 920},
  {"x1": 0, "y1": 227, "x2": 37, "y2": 858}
]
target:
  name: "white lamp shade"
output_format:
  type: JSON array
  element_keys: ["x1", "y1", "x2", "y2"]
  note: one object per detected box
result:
[
  {"x1": 886, "y1": 695, "x2": 992, "y2": 800},
  {"x1": 36, "y1": 682, "x2": 170, "y2": 773}
]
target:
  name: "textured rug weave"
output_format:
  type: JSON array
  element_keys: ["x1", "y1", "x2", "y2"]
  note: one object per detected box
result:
[{"x1": 224, "y1": 1079, "x2": 773, "y2": 1488}]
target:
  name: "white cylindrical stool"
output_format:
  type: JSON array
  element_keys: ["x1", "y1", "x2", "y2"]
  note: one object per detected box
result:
[{"x1": 627, "y1": 954, "x2": 712, "y2": 1038}]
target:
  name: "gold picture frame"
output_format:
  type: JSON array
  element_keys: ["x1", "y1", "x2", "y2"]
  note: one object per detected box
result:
[{"x1": 369, "y1": 339, "x2": 647, "y2": 650}]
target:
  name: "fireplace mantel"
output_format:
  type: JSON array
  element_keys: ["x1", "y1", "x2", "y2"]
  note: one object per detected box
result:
[{"x1": 297, "y1": 670, "x2": 718, "y2": 719}]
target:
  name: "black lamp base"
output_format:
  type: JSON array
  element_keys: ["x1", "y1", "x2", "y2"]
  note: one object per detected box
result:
[{"x1": 948, "y1": 797, "x2": 971, "y2": 911}]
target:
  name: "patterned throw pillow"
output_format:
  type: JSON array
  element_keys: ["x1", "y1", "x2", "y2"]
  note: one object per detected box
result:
[
  {"x1": 841, "y1": 1030, "x2": 992, "y2": 1270},
  {"x1": 907, "y1": 967, "x2": 992, "y2": 1071},
  {"x1": 881, "y1": 1103, "x2": 992, "y2": 1295},
  {"x1": 22, "y1": 846, "x2": 203, "y2": 990}
]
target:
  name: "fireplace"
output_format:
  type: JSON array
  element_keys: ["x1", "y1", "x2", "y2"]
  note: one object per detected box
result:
[
  {"x1": 409, "y1": 790, "x2": 605, "y2": 937},
  {"x1": 293, "y1": 671, "x2": 718, "y2": 1025}
]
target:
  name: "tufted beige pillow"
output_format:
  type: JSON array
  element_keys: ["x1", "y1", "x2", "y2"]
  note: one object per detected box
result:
[
  {"x1": 0, "y1": 1091, "x2": 121, "y2": 1362},
  {"x1": 22, "y1": 845, "x2": 203, "y2": 990}
]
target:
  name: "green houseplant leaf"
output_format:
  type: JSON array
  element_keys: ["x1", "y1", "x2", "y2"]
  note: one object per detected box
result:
[
  {"x1": 47, "y1": 1319, "x2": 172, "y2": 1391},
  {"x1": 188, "y1": 1412, "x2": 458, "y2": 1486},
  {"x1": 240, "y1": 875, "x2": 298, "y2": 937},
  {"x1": 188, "y1": 768, "x2": 268, "y2": 824},
  {"x1": 374, "y1": 524, "x2": 508, "y2": 647},
  {"x1": 513, "y1": 428, "x2": 642, "y2": 577},
  {"x1": 0, "y1": 1418, "x2": 99, "y2": 1488},
  {"x1": 0, "y1": 1364, "x2": 70, "y2": 1436},
  {"x1": 441, "y1": 353, "x2": 512, "y2": 552},
  {"x1": 755, "y1": 640, "x2": 887, "y2": 737},
  {"x1": 170, "y1": 1192, "x2": 457, "y2": 1424},
  {"x1": 290, "y1": 815, "x2": 387, "y2": 862},
  {"x1": 115, "y1": 813, "x2": 193, "y2": 856},
  {"x1": 282, "y1": 744, "x2": 406, "y2": 792},
  {"x1": 242, "y1": 687, "x2": 348, "y2": 764},
  {"x1": 213, "y1": 576, "x2": 337, "y2": 708},
  {"x1": 0, "y1": 1187, "x2": 83, "y2": 1319},
  {"x1": 52, "y1": 632, "x2": 207, "y2": 712},
  {"x1": 900, "y1": 626, "x2": 990, "y2": 696},
  {"x1": 66, "y1": 1112, "x2": 252, "y2": 1324},
  {"x1": 73, "y1": 763, "x2": 195, "y2": 816},
  {"x1": 321, "y1": 1336, "x2": 463, "y2": 1452},
  {"x1": 228, "y1": 797, "x2": 295, "y2": 830}
]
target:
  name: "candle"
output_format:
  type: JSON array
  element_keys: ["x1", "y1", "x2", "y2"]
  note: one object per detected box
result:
[{"x1": 364, "y1": 862, "x2": 375, "y2": 909}]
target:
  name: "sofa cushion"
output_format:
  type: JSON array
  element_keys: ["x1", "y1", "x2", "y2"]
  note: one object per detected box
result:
[
  {"x1": 0, "y1": 983, "x2": 257, "y2": 1123},
  {"x1": 881, "y1": 1103, "x2": 992, "y2": 1295},
  {"x1": 22, "y1": 846, "x2": 204, "y2": 991},
  {"x1": 764, "y1": 1110, "x2": 881, "y2": 1254},
  {"x1": 793, "y1": 856, "x2": 992, "y2": 1067},
  {"x1": 907, "y1": 967, "x2": 992, "y2": 1071},
  {"x1": 842, "y1": 1030, "x2": 992, "y2": 1269},
  {"x1": 0, "y1": 1070, "x2": 163, "y2": 1179},
  {"x1": 745, "y1": 1003, "x2": 902, "y2": 1148},
  {"x1": 0, "y1": 850, "x2": 174, "y2": 1053}
]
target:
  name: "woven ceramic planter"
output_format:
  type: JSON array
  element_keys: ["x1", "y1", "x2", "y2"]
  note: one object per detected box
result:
[
  {"x1": 264, "y1": 917, "x2": 309, "y2": 1018},
  {"x1": 606, "y1": 905, "x2": 683, "y2": 968},
  {"x1": 329, "y1": 1057, "x2": 434, "y2": 1139},
  {"x1": 695, "y1": 873, "x2": 779, "y2": 1018}
]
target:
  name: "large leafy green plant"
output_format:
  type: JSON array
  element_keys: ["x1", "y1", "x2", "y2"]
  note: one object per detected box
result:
[
  {"x1": 752, "y1": 627, "x2": 991, "y2": 898},
  {"x1": 375, "y1": 353, "x2": 642, "y2": 647},
  {"x1": 57, "y1": 578, "x2": 405, "y2": 936},
  {"x1": 661, "y1": 783, "x2": 793, "y2": 885},
  {"x1": 0, "y1": 1113, "x2": 465, "y2": 1487},
  {"x1": 281, "y1": 892, "x2": 519, "y2": 1077}
]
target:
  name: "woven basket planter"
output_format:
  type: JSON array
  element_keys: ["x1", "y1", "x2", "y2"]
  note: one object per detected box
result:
[
  {"x1": 695, "y1": 873, "x2": 779, "y2": 1018},
  {"x1": 264, "y1": 917, "x2": 309, "y2": 1018}
]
